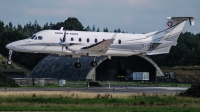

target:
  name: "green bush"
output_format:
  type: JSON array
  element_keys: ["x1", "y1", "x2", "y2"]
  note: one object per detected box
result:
[
  {"x1": 0, "y1": 72, "x2": 19, "y2": 87},
  {"x1": 179, "y1": 83, "x2": 200, "y2": 97}
]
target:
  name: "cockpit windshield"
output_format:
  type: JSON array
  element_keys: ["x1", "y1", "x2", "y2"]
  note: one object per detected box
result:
[{"x1": 30, "y1": 35, "x2": 36, "y2": 39}]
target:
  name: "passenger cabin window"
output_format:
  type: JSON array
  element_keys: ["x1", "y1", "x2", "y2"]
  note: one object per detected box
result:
[
  {"x1": 95, "y1": 38, "x2": 98, "y2": 43},
  {"x1": 79, "y1": 38, "x2": 82, "y2": 42},
  {"x1": 38, "y1": 36, "x2": 43, "y2": 40},
  {"x1": 118, "y1": 39, "x2": 121, "y2": 44},
  {"x1": 71, "y1": 37, "x2": 74, "y2": 41},
  {"x1": 87, "y1": 38, "x2": 90, "y2": 43}
]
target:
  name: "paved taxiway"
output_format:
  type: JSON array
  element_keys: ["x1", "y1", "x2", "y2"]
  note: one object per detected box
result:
[{"x1": 0, "y1": 86, "x2": 188, "y2": 94}]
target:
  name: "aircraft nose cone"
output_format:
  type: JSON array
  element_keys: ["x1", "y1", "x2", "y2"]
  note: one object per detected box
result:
[
  {"x1": 6, "y1": 43, "x2": 12, "y2": 49},
  {"x1": 6, "y1": 43, "x2": 16, "y2": 50}
]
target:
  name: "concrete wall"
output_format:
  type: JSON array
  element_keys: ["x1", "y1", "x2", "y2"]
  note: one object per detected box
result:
[{"x1": 14, "y1": 78, "x2": 58, "y2": 86}]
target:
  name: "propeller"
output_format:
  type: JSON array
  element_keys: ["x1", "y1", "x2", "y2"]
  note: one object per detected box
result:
[{"x1": 59, "y1": 30, "x2": 67, "y2": 55}]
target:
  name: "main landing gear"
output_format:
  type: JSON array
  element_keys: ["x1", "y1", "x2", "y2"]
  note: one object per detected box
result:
[
  {"x1": 74, "y1": 57, "x2": 98, "y2": 68},
  {"x1": 7, "y1": 50, "x2": 13, "y2": 65},
  {"x1": 91, "y1": 57, "x2": 98, "y2": 67},
  {"x1": 74, "y1": 59, "x2": 81, "y2": 68}
]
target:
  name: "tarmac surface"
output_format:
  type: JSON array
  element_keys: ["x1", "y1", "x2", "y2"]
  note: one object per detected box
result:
[{"x1": 0, "y1": 86, "x2": 188, "y2": 94}]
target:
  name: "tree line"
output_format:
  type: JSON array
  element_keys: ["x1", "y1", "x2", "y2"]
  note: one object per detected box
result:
[
  {"x1": 150, "y1": 32, "x2": 200, "y2": 67},
  {"x1": 0, "y1": 17, "x2": 126, "y2": 70},
  {"x1": 0, "y1": 17, "x2": 200, "y2": 70}
]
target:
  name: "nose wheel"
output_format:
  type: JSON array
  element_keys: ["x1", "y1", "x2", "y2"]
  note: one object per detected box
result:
[
  {"x1": 7, "y1": 60, "x2": 12, "y2": 65},
  {"x1": 74, "y1": 59, "x2": 81, "y2": 68},
  {"x1": 7, "y1": 50, "x2": 13, "y2": 65}
]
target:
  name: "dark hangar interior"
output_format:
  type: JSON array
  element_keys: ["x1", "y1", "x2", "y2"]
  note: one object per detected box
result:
[{"x1": 30, "y1": 55, "x2": 157, "y2": 82}]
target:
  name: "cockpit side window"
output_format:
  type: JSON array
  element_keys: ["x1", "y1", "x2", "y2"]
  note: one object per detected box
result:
[
  {"x1": 34, "y1": 36, "x2": 37, "y2": 40},
  {"x1": 38, "y1": 36, "x2": 43, "y2": 40},
  {"x1": 31, "y1": 35, "x2": 36, "y2": 39}
]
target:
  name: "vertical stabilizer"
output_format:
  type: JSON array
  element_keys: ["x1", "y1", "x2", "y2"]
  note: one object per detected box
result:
[{"x1": 146, "y1": 17, "x2": 194, "y2": 55}]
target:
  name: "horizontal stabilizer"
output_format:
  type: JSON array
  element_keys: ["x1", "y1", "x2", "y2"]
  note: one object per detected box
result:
[
  {"x1": 152, "y1": 41, "x2": 177, "y2": 48},
  {"x1": 153, "y1": 40, "x2": 170, "y2": 44},
  {"x1": 166, "y1": 17, "x2": 195, "y2": 26},
  {"x1": 146, "y1": 46, "x2": 172, "y2": 55}
]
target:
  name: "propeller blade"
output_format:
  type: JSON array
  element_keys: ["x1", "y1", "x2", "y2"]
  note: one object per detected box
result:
[
  {"x1": 63, "y1": 30, "x2": 66, "y2": 42},
  {"x1": 61, "y1": 46, "x2": 64, "y2": 56},
  {"x1": 59, "y1": 30, "x2": 68, "y2": 55}
]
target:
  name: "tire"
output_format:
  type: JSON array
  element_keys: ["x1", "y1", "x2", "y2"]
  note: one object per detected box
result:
[
  {"x1": 7, "y1": 60, "x2": 12, "y2": 65},
  {"x1": 75, "y1": 62, "x2": 81, "y2": 68},
  {"x1": 91, "y1": 61, "x2": 98, "y2": 67}
]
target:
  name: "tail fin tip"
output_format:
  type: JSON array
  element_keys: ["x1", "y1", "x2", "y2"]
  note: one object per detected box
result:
[{"x1": 166, "y1": 17, "x2": 195, "y2": 26}]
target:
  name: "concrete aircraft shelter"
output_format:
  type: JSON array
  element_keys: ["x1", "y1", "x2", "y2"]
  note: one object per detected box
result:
[{"x1": 30, "y1": 54, "x2": 164, "y2": 81}]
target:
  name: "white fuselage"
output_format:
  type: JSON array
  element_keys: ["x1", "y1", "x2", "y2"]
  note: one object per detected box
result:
[
  {"x1": 5, "y1": 17, "x2": 194, "y2": 67},
  {"x1": 6, "y1": 30, "x2": 155, "y2": 57}
]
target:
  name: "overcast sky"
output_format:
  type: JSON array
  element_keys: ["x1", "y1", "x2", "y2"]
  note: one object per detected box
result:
[{"x1": 0, "y1": 0, "x2": 200, "y2": 34}]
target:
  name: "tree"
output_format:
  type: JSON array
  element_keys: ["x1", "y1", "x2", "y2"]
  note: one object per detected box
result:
[
  {"x1": 0, "y1": 21, "x2": 4, "y2": 37},
  {"x1": 117, "y1": 28, "x2": 121, "y2": 33},
  {"x1": 85, "y1": 26, "x2": 91, "y2": 31},
  {"x1": 17, "y1": 24, "x2": 23, "y2": 33},
  {"x1": 52, "y1": 17, "x2": 84, "y2": 31},
  {"x1": 92, "y1": 25, "x2": 96, "y2": 32},
  {"x1": 103, "y1": 28, "x2": 109, "y2": 32},
  {"x1": 96, "y1": 27, "x2": 100, "y2": 32}
]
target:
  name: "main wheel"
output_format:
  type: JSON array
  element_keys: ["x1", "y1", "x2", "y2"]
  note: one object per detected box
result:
[
  {"x1": 74, "y1": 62, "x2": 81, "y2": 68},
  {"x1": 7, "y1": 60, "x2": 12, "y2": 65},
  {"x1": 91, "y1": 61, "x2": 98, "y2": 67}
]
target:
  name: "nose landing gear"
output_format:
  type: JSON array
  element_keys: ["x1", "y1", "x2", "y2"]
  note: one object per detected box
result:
[{"x1": 7, "y1": 50, "x2": 13, "y2": 65}]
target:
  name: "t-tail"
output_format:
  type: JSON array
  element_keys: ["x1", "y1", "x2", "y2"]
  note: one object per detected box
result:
[{"x1": 146, "y1": 17, "x2": 194, "y2": 55}]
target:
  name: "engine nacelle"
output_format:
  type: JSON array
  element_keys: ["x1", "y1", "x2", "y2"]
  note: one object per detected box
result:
[{"x1": 67, "y1": 44, "x2": 87, "y2": 52}]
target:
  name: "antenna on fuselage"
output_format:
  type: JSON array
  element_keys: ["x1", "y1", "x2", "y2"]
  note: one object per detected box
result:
[{"x1": 60, "y1": 27, "x2": 64, "y2": 31}]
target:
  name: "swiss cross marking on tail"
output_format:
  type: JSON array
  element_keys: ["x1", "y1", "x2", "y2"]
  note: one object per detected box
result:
[{"x1": 167, "y1": 21, "x2": 173, "y2": 27}]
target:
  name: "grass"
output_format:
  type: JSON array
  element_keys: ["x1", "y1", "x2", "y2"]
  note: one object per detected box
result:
[
  {"x1": 0, "y1": 54, "x2": 30, "y2": 76},
  {"x1": 19, "y1": 82, "x2": 87, "y2": 88},
  {"x1": 99, "y1": 81, "x2": 192, "y2": 87},
  {"x1": 0, "y1": 91, "x2": 200, "y2": 111},
  {"x1": 162, "y1": 66, "x2": 200, "y2": 70},
  {"x1": 17, "y1": 81, "x2": 192, "y2": 88}
]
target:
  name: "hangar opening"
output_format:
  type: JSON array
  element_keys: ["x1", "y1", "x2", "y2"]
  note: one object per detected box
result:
[
  {"x1": 30, "y1": 54, "x2": 163, "y2": 81},
  {"x1": 96, "y1": 56, "x2": 156, "y2": 82}
]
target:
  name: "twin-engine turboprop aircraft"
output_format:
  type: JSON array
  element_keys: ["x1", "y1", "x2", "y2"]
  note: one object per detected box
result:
[{"x1": 6, "y1": 17, "x2": 194, "y2": 68}]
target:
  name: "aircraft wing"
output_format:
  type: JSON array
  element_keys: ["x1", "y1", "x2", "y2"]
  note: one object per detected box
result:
[
  {"x1": 82, "y1": 38, "x2": 114, "y2": 50},
  {"x1": 80, "y1": 34, "x2": 116, "y2": 56}
]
